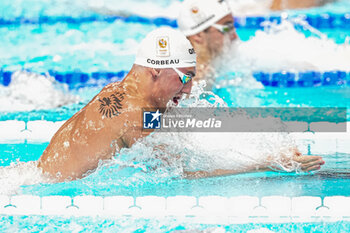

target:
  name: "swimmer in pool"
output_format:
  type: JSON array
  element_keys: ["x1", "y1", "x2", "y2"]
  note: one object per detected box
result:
[
  {"x1": 38, "y1": 28, "x2": 196, "y2": 182},
  {"x1": 37, "y1": 28, "x2": 324, "y2": 182},
  {"x1": 177, "y1": 0, "x2": 238, "y2": 85},
  {"x1": 177, "y1": 0, "x2": 335, "y2": 85},
  {"x1": 270, "y1": 0, "x2": 335, "y2": 11},
  {"x1": 176, "y1": 0, "x2": 324, "y2": 176}
]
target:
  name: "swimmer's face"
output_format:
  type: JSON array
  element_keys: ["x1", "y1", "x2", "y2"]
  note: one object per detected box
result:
[
  {"x1": 154, "y1": 67, "x2": 196, "y2": 107},
  {"x1": 204, "y1": 14, "x2": 238, "y2": 57}
]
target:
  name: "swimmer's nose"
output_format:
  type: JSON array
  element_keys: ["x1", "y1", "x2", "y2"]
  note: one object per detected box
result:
[
  {"x1": 181, "y1": 80, "x2": 192, "y2": 94},
  {"x1": 230, "y1": 30, "x2": 238, "y2": 41}
]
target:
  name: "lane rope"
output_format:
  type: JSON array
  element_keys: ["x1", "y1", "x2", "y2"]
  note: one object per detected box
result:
[
  {"x1": 0, "y1": 13, "x2": 349, "y2": 29},
  {"x1": 1, "y1": 69, "x2": 349, "y2": 88}
]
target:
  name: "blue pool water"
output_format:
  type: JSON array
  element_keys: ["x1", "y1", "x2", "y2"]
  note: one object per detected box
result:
[
  {"x1": 1, "y1": 23, "x2": 349, "y2": 73},
  {"x1": 1, "y1": 142, "x2": 350, "y2": 198},
  {"x1": 1, "y1": 216, "x2": 350, "y2": 233},
  {"x1": 1, "y1": 0, "x2": 350, "y2": 232},
  {"x1": 0, "y1": 0, "x2": 349, "y2": 74}
]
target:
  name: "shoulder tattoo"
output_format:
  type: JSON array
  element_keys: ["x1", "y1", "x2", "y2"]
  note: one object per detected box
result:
[{"x1": 99, "y1": 92, "x2": 125, "y2": 118}]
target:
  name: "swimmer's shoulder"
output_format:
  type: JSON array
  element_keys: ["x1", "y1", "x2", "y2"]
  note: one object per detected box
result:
[
  {"x1": 82, "y1": 82, "x2": 127, "y2": 120},
  {"x1": 95, "y1": 81, "x2": 126, "y2": 105},
  {"x1": 101, "y1": 81, "x2": 122, "y2": 91}
]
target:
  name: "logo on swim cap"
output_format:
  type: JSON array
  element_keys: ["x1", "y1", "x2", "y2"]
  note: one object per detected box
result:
[
  {"x1": 156, "y1": 36, "x2": 170, "y2": 57},
  {"x1": 191, "y1": 6, "x2": 199, "y2": 14},
  {"x1": 135, "y1": 27, "x2": 196, "y2": 68},
  {"x1": 158, "y1": 38, "x2": 167, "y2": 48},
  {"x1": 177, "y1": 0, "x2": 232, "y2": 36}
]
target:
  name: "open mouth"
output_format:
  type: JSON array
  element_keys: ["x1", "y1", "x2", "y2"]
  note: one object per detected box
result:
[{"x1": 172, "y1": 96, "x2": 181, "y2": 105}]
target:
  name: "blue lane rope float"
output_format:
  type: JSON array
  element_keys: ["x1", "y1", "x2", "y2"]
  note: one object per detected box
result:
[
  {"x1": 0, "y1": 13, "x2": 349, "y2": 29},
  {"x1": 253, "y1": 71, "x2": 350, "y2": 87},
  {"x1": 0, "y1": 15, "x2": 178, "y2": 27},
  {"x1": 0, "y1": 71, "x2": 12, "y2": 86},
  {"x1": 1, "y1": 69, "x2": 349, "y2": 88},
  {"x1": 0, "y1": 69, "x2": 127, "y2": 88}
]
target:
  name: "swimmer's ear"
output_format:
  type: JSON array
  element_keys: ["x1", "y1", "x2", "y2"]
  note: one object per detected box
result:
[
  {"x1": 150, "y1": 68, "x2": 161, "y2": 79},
  {"x1": 188, "y1": 32, "x2": 205, "y2": 45}
]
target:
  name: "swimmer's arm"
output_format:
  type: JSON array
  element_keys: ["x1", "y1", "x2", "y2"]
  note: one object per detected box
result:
[
  {"x1": 183, "y1": 165, "x2": 267, "y2": 179},
  {"x1": 183, "y1": 154, "x2": 325, "y2": 179},
  {"x1": 183, "y1": 154, "x2": 274, "y2": 179}
]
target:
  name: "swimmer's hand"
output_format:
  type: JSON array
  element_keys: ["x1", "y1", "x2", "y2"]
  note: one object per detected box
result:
[
  {"x1": 268, "y1": 148, "x2": 325, "y2": 172},
  {"x1": 290, "y1": 148, "x2": 325, "y2": 172},
  {"x1": 292, "y1": 153, "x2": 325, "y2": 172}
]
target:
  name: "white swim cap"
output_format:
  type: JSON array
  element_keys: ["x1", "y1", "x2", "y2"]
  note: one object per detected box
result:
[
  {"x1": 134, "y1": 27, "x2": 196, "y2": 69},
  {"x1": 177, "y1": 0, "x2": 232, "y2": 36}
]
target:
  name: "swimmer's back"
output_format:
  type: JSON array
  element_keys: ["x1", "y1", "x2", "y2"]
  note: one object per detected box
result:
[
  {"x1": 270, "y1": 0, "x2": 333, "y2": 10},
  {"x1": 38, "y1": 81, "x2": 140, "y2": 181}
]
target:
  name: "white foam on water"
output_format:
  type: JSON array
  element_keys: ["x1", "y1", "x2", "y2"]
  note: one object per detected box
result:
[
  {"x1": 210, "y1": 38, "x2": 264, "y2": 89},
  {"x1": 73, "y1": 83, "x2": 301, "y2": 187},
  {"x1": 0, "y1": 83, "x2": 300, "y2": 193},
  {"x1": 85, "y1": 0, "x2": 276, "y2": 18},
  {"x1": 184, "y1": 85, "x2": 300, "y2": 173},
  {"x1": 247, "y1": 229, "x2": 277, "y2": 233},
  {"x1": 174, "y1": 228, "x2": 227, "y2": 233},
  {"x1": 0, "y1": 71, "x2": 80, "y2": 112},
  {"x1": 111, "y1": 82, "x2": 300, "y2": 181},
  {"x1": 0, "y1": 161, "x2": 51, "y2": 195},
  {"x1": 70, "y1": 39, "x2": 139, "y2": 56},
  {"x1": 87, "y1": 0, "x2": 183, "y2": 18},
  {"x1": 224, "y1": 20, "x2": 350, "y2": 74},
  {"x1": 131, "y1": 131, "x2": 299, "y2": 178}
]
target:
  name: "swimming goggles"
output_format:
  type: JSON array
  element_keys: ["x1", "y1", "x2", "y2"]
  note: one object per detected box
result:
[
  {"x1": 212, "y1": 23, "x2": 236, "y2": 34},
  {"x1": 173, "y1": 67, "x2": 195, "y2": 84}
]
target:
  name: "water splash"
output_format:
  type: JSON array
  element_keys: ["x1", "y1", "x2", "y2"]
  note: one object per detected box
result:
[
  {"x1": 0, "y1": 161, "x2": 51, "y2": 195},
  {"x1": 231, "y1": 19, "x2": 350, "y2": 73},
  {"x1": 104, "y1": 83, "x2": 301, "y2": 183},
  {"x1": 210, "y1": 18, "x2": 350, "y2": 90},
  {"x1": 0, "y1": 71, "x2": 80, "y2": 112},
  {"x1": 1, "y1": 86, "x2": 299, "y2": 195},
  {"x1": 247, "y1": 228, "x2": 277, "y2": 233},
  {"x1": 87, "y1": 0, "x2": 182, "y2": 18}
]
